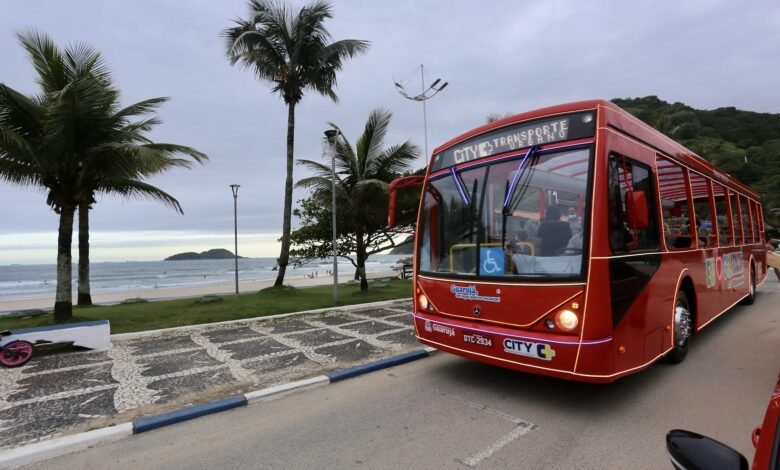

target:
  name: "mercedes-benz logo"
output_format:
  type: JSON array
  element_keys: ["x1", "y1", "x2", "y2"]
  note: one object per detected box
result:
[{"x1": 473, "y1": 306, "x2": 481, "y2": 317}]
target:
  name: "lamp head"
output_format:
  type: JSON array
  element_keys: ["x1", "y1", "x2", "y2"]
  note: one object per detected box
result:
[{"x1": 324, "y1": 129, "x2": 339, "y2": 143}]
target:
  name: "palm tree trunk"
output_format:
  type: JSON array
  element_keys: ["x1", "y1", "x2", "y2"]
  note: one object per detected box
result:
[
  {"x1": 77, "y1": 201, "x2": 92, "y2": 305},
  {"x1": 356, "y1": 227, "x2": 368, "y2": 292},
  {"x1": 54, "y1": 206, "x2": 75, "y2": 322},
  {"x1": 274, "y1": 101, "x2": 296, "y2": 287}
]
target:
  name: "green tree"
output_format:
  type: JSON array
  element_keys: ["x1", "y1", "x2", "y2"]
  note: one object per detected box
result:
[
  {"x1": 294, "y1": 108, "x2": 418, "y2": 291},
  {"x1": 0, "y1": 31, "x2": 206, "y2": 319},
  {"x1": 223, "y1": 0, "x2": 369, "y2": 288}
]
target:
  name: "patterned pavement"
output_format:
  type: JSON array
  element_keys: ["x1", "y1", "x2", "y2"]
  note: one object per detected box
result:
[{"x1": 0, "y1": 300, "x2": 415, "y2": 450}]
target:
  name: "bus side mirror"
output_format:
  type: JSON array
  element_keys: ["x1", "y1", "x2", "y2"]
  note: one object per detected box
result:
[
  {"x1": 388, "y1": 190, "x2": 398, "y2": 228},
  {"x1": 387, "y1": 175, "x2": 425, "y2": 228},
  {"x1": 626, "y1": 191, "x2": 649, "y2": 230}
]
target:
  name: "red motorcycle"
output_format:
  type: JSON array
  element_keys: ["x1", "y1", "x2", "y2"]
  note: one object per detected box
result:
[{"x1": 0, "y1": 331, "x2": 34, "y2": 368}]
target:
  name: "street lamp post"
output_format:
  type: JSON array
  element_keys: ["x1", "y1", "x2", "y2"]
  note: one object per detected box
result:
[
  {"x1": 394, "y1": 64, "x2": 448, "y2": 160},
  {"x1": 229, "y1": 184, "x2": 240, "y2": 295},
  {"x1": 324, "y1": 129, "x2": 340, "y2": 304}
]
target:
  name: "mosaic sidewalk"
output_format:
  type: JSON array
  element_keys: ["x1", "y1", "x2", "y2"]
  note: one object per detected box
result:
[{"x1": 0, "y1": 300, "x2": 415, "y2": 450}]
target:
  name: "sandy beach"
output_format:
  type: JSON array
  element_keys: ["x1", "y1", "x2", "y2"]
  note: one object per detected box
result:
[{"x1": 0, "y1": 270, "x2": 401, "y2": 313}]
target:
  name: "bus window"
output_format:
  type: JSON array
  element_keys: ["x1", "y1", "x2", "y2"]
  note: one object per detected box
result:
[
  {"x1": 688, "y1": 172, "x2": 716, "y2": 248},
  {"x1": 730, "y1": 191, "x2": 742, "y2": 244},
  {"x1": 713, "y1": 184, "x2": 732, "y2": 246},
  {"x1": 750, "y1": 200, "x2": 761, "y2": 243},
  {"x1": 739, "y1": 196, "x2": 752, "y2": 244},
  {"x1": 656, "y1": 157, "x2": 693, "y2": 250},
  {"x1": 607, "y1": 154, "x2": 657, "y2": 253}
]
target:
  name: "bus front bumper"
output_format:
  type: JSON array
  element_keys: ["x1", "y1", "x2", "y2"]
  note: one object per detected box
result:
[{"x1": 412, "y1": 311, "x2": 621, "y2": 383}]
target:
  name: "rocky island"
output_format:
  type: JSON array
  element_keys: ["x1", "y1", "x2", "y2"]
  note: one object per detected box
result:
[{"x1": 164, "y1": 249, "x2": 244, "y2": 261}]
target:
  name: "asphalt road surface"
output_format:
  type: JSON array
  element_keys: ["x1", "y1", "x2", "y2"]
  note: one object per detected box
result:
[{"x1": 26, "y1": 280, "x2": 780, "y2": 469}]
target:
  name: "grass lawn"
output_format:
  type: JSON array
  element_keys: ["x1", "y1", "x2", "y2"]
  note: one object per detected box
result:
[{"x1": 0, "y1": 279, "x2": 412, "y2": 334}]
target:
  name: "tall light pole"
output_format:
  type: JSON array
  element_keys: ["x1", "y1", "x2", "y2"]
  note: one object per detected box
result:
[
  {"x1": 394, "y1": 64, "x2": 448, "y2": 160},
  {"x1": 324, "y1": 129, "x2": 340, "y2": 304},
  {"x1": 229, "y1": 184, "x2": 240, "y2": 295}
]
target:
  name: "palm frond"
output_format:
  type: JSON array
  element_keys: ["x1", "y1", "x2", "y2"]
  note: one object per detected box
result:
[
  {"x1": 295, "y1": 175, "x2": 333, "y2": 191},
  {"x1": 0, "y1": 156, "x2": 44, "y2": 187},
  {"x1": 355, "y1": 108, "x2": 392, "y2": 174},
  {"x1": 111, "y1": 97, "x2": 168, "y2": 121},
  {"x1": 296, "y1": 158, "x2": 335, "y2": 177},
  {"x1": 16, "y1": 30, "x2": 68, "y2": 94},
  {"x1": 97, "y1": 179, "x2": 184, "y2": 213},
  {"x1": 369, "y1": 140, "x2": 419, "y2": 178},
  {"x1": 142, "y1": 143, "x2": 209, "y2": 164},
  {"x1": 323, "y1": 38, "x2": 371, "y2": 61},
  {"x1": 63, "y1": 41, "x2": 111, "y2": 84},
  {"x1": 0, "y1": 125, "x2": 38, "y2": 164},
  {"x1": 0, "y1": 84, "x2": 45, "y2": 137}
]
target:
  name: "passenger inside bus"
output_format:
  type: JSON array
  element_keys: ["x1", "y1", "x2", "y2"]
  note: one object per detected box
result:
[
  {"x1": 567, "y1": 206, "x2": 582, "y2": 235},
  {"x1": 536, "y1": 205, "x2": 572, "y2": 256}
]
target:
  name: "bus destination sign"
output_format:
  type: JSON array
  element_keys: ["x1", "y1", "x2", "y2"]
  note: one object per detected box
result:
[{"x1": 431, "y1": 111, "x2": 596, "y2": 171}]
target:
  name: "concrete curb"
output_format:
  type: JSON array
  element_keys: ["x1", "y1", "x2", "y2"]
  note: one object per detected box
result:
[
  {"x1": 0, "y1": 347, "x2": 433, "y2": 468},
  {"x1": 245, "y1": 375, "x2": 330, "y2": 404},
  {"x1": 327, "y1": 349, "x2": 430, "y2": 382},
  {"x1": 0, "y1": 423, "x2": 133, "y2": 469},
  {"x1": 132, "y1": 395, "x2": 248, "y2": 434}
]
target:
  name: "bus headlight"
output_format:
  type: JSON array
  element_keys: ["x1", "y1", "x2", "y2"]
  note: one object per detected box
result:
[
  {"x1": 418, "y1": 294, "x2": 430, "y2": 311},
  {"x1": 555, "y1": 309, "x2": 579, "y2": 331}
]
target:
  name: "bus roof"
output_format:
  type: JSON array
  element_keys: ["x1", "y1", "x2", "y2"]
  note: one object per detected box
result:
[{"x1": 432, "y1": 99, "x2": 760, "y2": 201}]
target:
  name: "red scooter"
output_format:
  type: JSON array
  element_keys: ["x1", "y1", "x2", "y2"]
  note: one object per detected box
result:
[{"x1": 0, "y1": 331, "x2": 34, "y2": 368}]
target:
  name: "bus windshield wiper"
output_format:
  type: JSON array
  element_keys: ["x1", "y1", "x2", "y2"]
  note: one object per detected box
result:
[
  {"x1": 451, "y1": 167, "x2": 471, "y2": 206},
  {"x1": 502, "y1": 146, "x2": 538, "y2": 214}
]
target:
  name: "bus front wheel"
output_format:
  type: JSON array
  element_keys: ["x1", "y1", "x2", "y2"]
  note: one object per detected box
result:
[{"x1": 667, "y1": 291, "x2": 692, "y2": 363}]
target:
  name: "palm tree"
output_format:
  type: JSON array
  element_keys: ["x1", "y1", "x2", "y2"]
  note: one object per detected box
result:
[
  {"x1": 223, "y1": 0, "x2": 369, "y2": 287},
  {"x1": 0, "y1": 31, "x2": 207, "y2": 319},
  {"x1": 296, "y1": 108, "x2": 419, "y2": 291},
  {"x1": 75, "y1": 96, "x2": 207, "y2": 306}
]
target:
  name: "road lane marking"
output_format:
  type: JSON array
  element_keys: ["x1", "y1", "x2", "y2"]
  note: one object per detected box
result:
[
  {"x1": 459, "y1": 421, "x2": 536, "y2": 468},
  {"x1": 443, "y1": 393, "x2": 537, "y2": 468}
]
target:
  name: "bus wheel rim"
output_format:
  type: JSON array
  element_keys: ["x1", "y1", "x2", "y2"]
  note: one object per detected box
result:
[{"x1": 674, "y1": 303, "x2": 691, "y2": 347}]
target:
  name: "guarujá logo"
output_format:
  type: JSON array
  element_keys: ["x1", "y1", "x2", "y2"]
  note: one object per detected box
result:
[{"x1": 449, "y1": 285, "x2": 501, "y2": 303}]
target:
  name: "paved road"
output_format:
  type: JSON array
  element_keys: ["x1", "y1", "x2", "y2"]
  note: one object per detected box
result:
[
  {"x1": 24, "y1": 279, "x2": 780, "y2": 469},
  {"x1": 1, "y1": 300, "x2": 417, "y2": 450}
]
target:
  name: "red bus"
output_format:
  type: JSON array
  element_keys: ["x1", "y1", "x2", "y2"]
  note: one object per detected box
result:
[{"x1": 390, "y1": 99, "x2": 767, "y2": 383}]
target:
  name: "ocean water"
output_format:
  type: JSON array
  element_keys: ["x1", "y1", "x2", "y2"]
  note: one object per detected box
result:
[{"x1": 0, "y1": 255, "x2": 408, "y2": 301}]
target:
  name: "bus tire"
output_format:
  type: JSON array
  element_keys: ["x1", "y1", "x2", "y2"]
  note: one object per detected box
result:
[
  {"x1": 667, "y1": 290, "x2": 692, "y2": 363},
  {"x1": 740, "y1": 264, "x2": 756, "y2": 305}
]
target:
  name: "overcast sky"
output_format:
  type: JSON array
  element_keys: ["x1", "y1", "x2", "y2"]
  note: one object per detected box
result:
[{"x1": 1, "y1": 0, "x2": 779, "y2": 264}]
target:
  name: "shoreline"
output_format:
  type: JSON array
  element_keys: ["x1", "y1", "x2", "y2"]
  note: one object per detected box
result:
[{"x1": 0, "y1": 270, "x2": 401, "y2": 313}]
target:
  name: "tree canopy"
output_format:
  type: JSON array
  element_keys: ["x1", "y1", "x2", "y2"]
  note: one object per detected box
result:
[
  {"x1": 292, "y1": 108, "x2": 419, "y2": 291},
  {"x1": 0, "y1": 30, "x2": 207, "y2": 319}
]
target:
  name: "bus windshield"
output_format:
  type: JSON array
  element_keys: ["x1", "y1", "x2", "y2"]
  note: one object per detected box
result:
[{"x1": 417, "y1": 147, "x2": 591, "y2": 279}]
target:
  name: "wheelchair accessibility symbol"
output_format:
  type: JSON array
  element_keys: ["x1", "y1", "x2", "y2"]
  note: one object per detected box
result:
[{"x1": 479, "y1": 247, "x2": 504, "y2": 276}]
